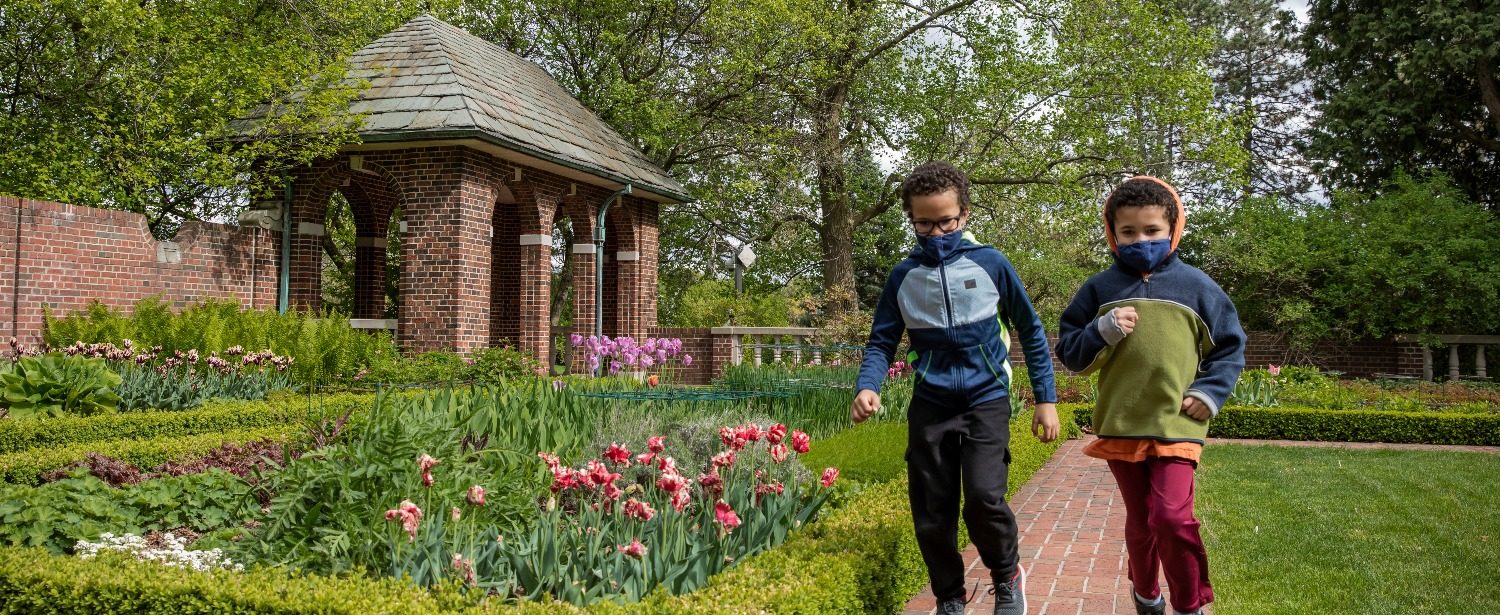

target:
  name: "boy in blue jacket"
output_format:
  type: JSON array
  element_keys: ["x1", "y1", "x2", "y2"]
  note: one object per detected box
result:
[
  {"x1": 1056, "y1": 176, "x2": 1245, "y2": 615},
  {"x1": 852, "y1": 161, "x2": 1060, "y2": 615}
]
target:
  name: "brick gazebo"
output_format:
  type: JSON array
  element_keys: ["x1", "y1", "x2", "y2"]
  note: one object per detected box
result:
[{"x1": 235, "y1": 15, "x2": 687, "y2": 365}]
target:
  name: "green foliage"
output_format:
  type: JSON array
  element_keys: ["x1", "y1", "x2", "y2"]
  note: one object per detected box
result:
[
  {"x1": 0, "y1": 404, "x2": 1078, "y2": 613},
  {"x1": 1209, "y1": 406, "x2": 1500, "y2": 446},
  {"x1": 1185, "y1": 174, "x2": 1500, "y2": 345},
  {"x1": 114, "y1": 360, "x2": 296, "y2": 412},
  {"x1": 487, "y1": 434, "x2": 837, "y2": 606},
  {"x1": 43, "y1": 297, "x2": 398, "y2": 386},
  {"x1": 666, "y1": 279, "x2": 794, "y2": 328},
  {"x1": 0, "y1": 469, "x2": 254, "y2": 554},
  {"x1": 1228, "y1": 368, "x2": 1281, "y2": 407},
  {"x1": 230, "y1": 386, "x2": 580, "y2": 576},
  {"x1": 0, "y1": 546, "x2": 484, "y2": 615},
  {"x1": 0, "y1": 426, "x2": 300, "y2": 486},
  {"x1": 0, "y1": 394, "x2": 374, "y2": 456},
  {"x1": 717, "y1": 363, "x2": 912, "y2": 439},
  {"x1": 0, "y1": 353, "x2": 120, "y2": 419},
  {"x1": 797, "y1": 421, "x2": 908, "y2": 484},
  {"x1": 1303, "y1": 0, "x2": 1500, "y2": 208},
  {"x1": 365, "y1": 347, "x2": 544, "y2": 386},
  {"x1": 0, "y1": 0, "x2": 447, "y2": 238}
]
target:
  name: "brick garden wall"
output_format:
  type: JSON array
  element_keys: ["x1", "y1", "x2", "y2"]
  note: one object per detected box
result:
[{"x1": 0, "y1": 197, "x2": 279, "y2": 346}]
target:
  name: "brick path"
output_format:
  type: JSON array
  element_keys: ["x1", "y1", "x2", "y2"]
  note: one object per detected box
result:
[{"x1": 901, "y1": 436, "x2": 1500, "y2": 615}]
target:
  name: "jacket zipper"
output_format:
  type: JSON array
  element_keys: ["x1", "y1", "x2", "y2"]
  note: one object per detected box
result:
[{"x1": 938, "y1": 260, "x2": 955, "y2": 334}]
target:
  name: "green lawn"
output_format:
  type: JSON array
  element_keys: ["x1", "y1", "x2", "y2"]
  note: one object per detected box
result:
[{"x1": 1199, "y1": 444, "x2": 1500, "y2": 614}]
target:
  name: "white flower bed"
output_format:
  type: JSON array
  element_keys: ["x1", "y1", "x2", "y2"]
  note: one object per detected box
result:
[{"x1": 74, "y1": 532, "x2": 243, "y2": 572}]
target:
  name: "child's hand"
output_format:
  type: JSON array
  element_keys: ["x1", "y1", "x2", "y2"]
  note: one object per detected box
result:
[
  {"x1": 851, "y1": 389, "x2": 881, "y2": 424},
  {"x1": 1181, "y1": 397, "x2": 1211, "y2": 421},
  {"x1": 1113, "y1": 306, "x2": 1138, "y2": 335},
  {"x1": 1032, "y1": 402, "x2": 1060, "y2": 442}
]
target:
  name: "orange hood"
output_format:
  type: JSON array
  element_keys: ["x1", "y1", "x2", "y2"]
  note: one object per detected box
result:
[{"x1": 1103, "y1": 175, "x2": 1186, "y2": 255}]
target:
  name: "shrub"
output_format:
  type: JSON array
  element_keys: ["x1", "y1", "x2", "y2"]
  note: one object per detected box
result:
[
  {"x1": 0, "y1": 426, "x2": 301, "y2": 485},
  {"x1": 1069, "y1": 403, "x2": 1500, "y2": 446},
  {"x1": 0, "y1": 393, "x2": 374, "y2": 455}
]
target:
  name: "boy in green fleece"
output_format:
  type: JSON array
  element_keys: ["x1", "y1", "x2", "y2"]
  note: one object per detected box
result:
[{"x1": 1055, "y1": 176, "x2": 1246, "y2": 615}]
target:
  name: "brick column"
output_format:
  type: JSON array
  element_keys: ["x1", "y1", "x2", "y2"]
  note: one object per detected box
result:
[
  {"x1": 287, "y1": 163, "x2": 337, "y2": 313},
  {"x1": 508, "y1": 176, "x2": 559, "y2": 362},
  {"x1": 605, "y1": 197, "x2": 646, "y2": 341},
  {"x1": 392, "y1": 147, "x2": 494, "y2": 353},
  {"x1": 563, "y1": 194, "x2": 598, "y2": 373},
  {"x1": 490, "y1": 199, "x2": 521, "y2": 347}
]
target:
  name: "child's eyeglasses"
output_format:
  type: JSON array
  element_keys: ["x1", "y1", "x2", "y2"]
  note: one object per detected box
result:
[{"x1": 910, "y1": 216, "x2": 963, "y2": 234}]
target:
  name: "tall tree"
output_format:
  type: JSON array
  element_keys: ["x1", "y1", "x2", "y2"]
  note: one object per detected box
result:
[
  {"x1": 1177, "y1": 0, "x2": 1311, "y2": 204},
  {"x1": 1303, "y1": 0, "x2": 1500, "y2": 209},
  {"x1": 0, "y1": 0, "x2": 441, "y2": 237}
]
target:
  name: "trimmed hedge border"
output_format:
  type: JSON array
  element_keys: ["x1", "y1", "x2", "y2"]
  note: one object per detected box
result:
[
  {"x1": 0, "y1": 426, "x2": 301, "y2": 486},
  {"x1": 0, "y1": 409, "x2": 1075, "y2": 613},
  {"x1": 1067, "y1": 403, "x2": 1500, "y2": 446},
  {"x1": 0, "y1": 393, "x2": 375, "y2": 455}
]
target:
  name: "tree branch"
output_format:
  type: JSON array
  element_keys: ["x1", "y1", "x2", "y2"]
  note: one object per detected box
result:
[
  {"x1": 852, "y1": 0, "x2": 981, "y2": 71},
  {"x1": 855, "y1": 172, "x2": 905, "y2": 226},
  {"x1": 969, "y1": 155, "x2": 1112, "y2": 186}
]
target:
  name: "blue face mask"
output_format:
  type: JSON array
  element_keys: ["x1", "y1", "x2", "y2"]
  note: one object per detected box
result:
[
  {"x1": 1117, "y1": 238, "x2": 1173, "y2": 273},
  {"x1": 916, "y1": 229, "x2": 964, "y2": 262}
]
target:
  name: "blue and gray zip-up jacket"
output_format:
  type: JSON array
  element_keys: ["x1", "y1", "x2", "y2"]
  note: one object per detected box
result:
[{"x1": 856, "y1": 232, "x2": 1058, "y2": 407}]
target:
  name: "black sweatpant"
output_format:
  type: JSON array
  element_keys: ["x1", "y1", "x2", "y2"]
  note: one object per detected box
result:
[{"x1": 907, "y1": 395, "x2": 1018, "y2": 602}]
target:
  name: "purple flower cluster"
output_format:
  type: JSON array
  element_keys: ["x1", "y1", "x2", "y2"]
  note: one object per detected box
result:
[{"x1": 567, "y1": 334, "x2": 693, "y2": 375}]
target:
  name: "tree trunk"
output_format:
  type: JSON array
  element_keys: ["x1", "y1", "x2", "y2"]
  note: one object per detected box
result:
[{"x1": 814, "y1": 81, "x2": 857, "y2": 314}]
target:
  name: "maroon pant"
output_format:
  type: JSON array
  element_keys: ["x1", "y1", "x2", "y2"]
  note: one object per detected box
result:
[{"x1": 1107, "y1": 457, "x2": 1213, "y2": 613}]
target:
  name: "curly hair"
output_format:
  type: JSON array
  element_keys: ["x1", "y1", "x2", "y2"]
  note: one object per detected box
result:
[
  {"x1": 901, "y1": 161, "x2": 972, "y2": 212},
  {"x1": 1104, "y1": 177, "x2": 1178, "y2": 231}
]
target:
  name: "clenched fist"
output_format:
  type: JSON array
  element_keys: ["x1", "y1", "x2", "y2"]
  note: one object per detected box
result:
[
  {"x1": 1113, "y1": 306, "x2": 1138, "y2": 335},
  {"x1": 851, "y1": 389, "x2": 881, "y2": 424}
]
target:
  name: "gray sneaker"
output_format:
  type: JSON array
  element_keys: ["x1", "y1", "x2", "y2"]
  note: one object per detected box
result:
[
  {"x1": 1132, "y1": 592, "x2": 1165, "y2": 615},
  {"x1": 936, "y1": 597, "x2": 967, "y2": 615},
  {"x1": 989, "y1": 564, "x2": 1027, "y2": 615}
]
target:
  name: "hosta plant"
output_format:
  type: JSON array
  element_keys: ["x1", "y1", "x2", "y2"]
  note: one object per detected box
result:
[{"x1": 1, "y1": 353, "x2": 121, "y2": 419}]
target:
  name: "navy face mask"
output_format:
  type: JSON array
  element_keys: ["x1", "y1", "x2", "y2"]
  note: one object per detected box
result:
[
  {"x1": 917, "y1": 229, "x2": 964, "y2": 262},
  {"x1": 1117, "y1": 238, "x2": 1172, "y2": 273}
]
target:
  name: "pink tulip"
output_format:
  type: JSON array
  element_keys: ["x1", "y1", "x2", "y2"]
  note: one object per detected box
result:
[
  {"x1": 698, "y1": 471, "x2": 724, "y2": 496},
  {"x1": 821, "y1": 467, "x2": 840, "y2": 488},
  {"x1": 466, "y1": 485, "x2": 486, "y2": 506},
  {"x1": 635, "y1": 452, "x2": 655, "y2": 466},
  {"x1": 769, "y1": 443, "x2": 789, "y2": 464},
  {"x1": 766, "y1": 423, "x2": 787, "y2": 445},
  {"x1": 623, "y1": 498, "x2": 656, "y2": 521},
  {"x1": 618, "y1": 538, "x2": 647, "y2": 559},
  {"x1": 714, "y1": 500, "x2": 741, "y2": 531},
  {"x1": 647, "y1": 436, "x2": 666, "y2": 453},
  {"x1": 603, "y1": 443, "x2": 632, "y2": 466},
  {"x1": 1268, "y1": 364, "x2": 1282, "y2": 376},
  {"x1": 711, "y1": 450, "x2": 737, "y2": 469},
  {"x1": 791, "y1": 431, "x2": 811, "y2": 454}
]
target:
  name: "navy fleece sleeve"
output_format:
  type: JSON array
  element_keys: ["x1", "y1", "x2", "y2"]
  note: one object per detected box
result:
[
  {"x1": 997, "y1": 259, "x2": 1057, "y2": 403},
  {"x1": 855, "y1": 268, "x2": 906, "y2": 394},
  {"x1": 1185, "y1": 283, "x2": 1247, "y2": 416},
  {"x1": 1057, "y1": 279, "x2": 1111, "y2": 374}
]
